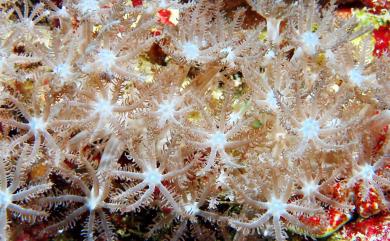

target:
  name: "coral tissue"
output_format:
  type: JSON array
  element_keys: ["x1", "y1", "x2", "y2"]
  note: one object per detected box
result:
[{"x1": 0, "y1": 0, "x2": 389, "y2": 240}]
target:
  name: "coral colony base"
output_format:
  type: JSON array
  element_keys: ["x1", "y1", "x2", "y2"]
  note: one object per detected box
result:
[{"x1": 0, "y1": 0, "x2": 389, "y2": 240}]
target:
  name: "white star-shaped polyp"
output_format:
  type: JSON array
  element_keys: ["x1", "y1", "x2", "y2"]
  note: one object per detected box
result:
[
  {"x1": 299, "y1": 118, "x2": 320, "y2": 140},
  {"x1": 0, "y1": 190, "x2": 11, "y2": 207},
  {"x1": 302, "y1": 180, "x2": 319, "y2": 196},
  {"x1": 182, "y1": 42, "x2": 200, "y2": 61},
  {"x1": 144, "y1": 169, "x2": 163, "y2": 185},
  {"x1": 86, "y1": 189, "x2": 101, "y2": 211},
  {"x1": 357, "y1": 164, "x2": 376, "y2": 181},
  {"x1": 29, "y1": 117, "x2": 47, "y2": 134},
  {"x1": 53, "y1": 63, "x2": 73, "y2": 80},
  {"x1": 93, "y1": 98, "x2": 113, "y2": 117},
  {"x1": 301, "y1": 31, "x2": 319, "y2": 55},
  {"x1": 156, "y1": 99, "x2": 177, "y2": 126},
  {"x1": 348, "y1": 68, "x2": 365, "y2": 87},
  {"x1": 208, "y1": 132, "x2": 227, "y2": 149},
  {"x1": 97, "y1": 49, "x2": 117, "y2": 71},
  {"x1": 266, "y1": 196, "x2": 287, "y2": 217}
]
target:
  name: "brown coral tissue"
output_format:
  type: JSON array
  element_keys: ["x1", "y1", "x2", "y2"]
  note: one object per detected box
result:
[{"x1": 0, "y1": 0, "x2": 389, "y2": 240}]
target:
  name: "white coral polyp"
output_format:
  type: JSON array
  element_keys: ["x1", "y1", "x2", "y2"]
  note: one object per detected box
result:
[
  {"x1": 0, "y1": 190, "x2": 11, "y2": 207},
  {"x1": 301, "y1": 31, "x2": 319, "y2": 55},
  {"x1": 156, "y1": 99, "x2": 178, "y2": 126},
  {"x1": 53, "y1": 63, "x2": 73, "y2": 80},
  {"x1": 266, "y1": 196, "x2": 287, "y2": 217},
  {"x1": 209, "y1": 131, "x2": 227, "y2": 149},
  {"x1": 97, "y1": 49, "x2": 117, "y2": 71},
  {"x1": 29, "y1": 117, "x2": 47, "y2": 133},
  {"x1": 348, "y1": 67, "x2": 365, "y2": 87},
  {"x1": 182, "y1": 42, "x2": 200, "y2": 61},
  {"x1": 299, "y1": 118, "x2": 320, "y2": 140},
  {"x1": 302, "y1": 180, "x2": 319, "y2": 196},
  {"x1": 87, "y1": 190, "x2": 101, "y2": 210},
  {"x1": 356, "y1": 164, "x2": 376, "y2": 181},
  {"x1": 93, "y1": 98, "x2": 113, "y2": 116},
  {"x1": 144, "y1": 169, "x2": 163, "y2": 185}
]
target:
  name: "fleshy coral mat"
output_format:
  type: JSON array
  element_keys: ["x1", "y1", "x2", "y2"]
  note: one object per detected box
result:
[{"x1": 0, "y1": 0, "x2": 389, "y2": 241}]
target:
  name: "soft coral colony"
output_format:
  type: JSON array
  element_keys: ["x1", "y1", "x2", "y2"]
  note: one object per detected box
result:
[{"x1": 0, "y1": 0, "x2": 389, "y2": 240}]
